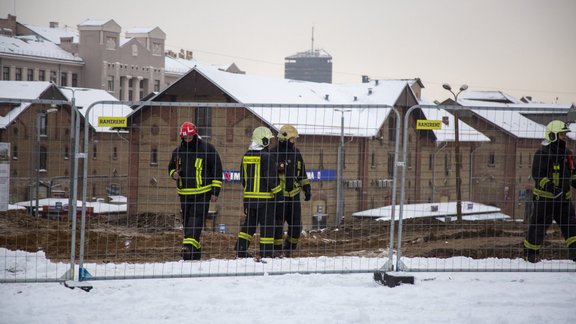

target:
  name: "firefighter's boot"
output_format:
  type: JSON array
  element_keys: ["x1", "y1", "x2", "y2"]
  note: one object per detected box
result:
[
  {"x1": 523, "y1": 248, "x2": 539, "y2": 263},
  {"x1": 181, "y1": 245, "x2": 193, "y2": 261}
]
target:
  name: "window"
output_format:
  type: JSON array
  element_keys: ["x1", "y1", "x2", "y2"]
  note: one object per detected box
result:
[
  {"x1": 371, "y1": 151, "x2": 376, "y2": 169},
  {"x1": 319, "y1": 149, "x2": 324, "y2": 169},
  {"x1": 72, "y1": 73, "x2": 78, "y2": 87},
  {"x1": 150, "y1": 147, "x2": 158, "y2": 165},
  {"x1": 132, "y1": 44, "x2": 138, "y2": 56},
  {"x1": 488, "y1": 152, "x2": 495, "y2": 166},
  {"x1": 444, "y1": 153, "x2": 450, "y2": 176},
  {"x1": 39, "y1": 113, "x2": 48, "y2": 137},
  {"x1": 387, "y1": 153, "x2": 394, "y2": 177},
  {"x1": 60, "y1": 72, "x2": 67, "y2": 86},
  {"x1": 128, "y1": 78, "x2": 133, "y2": 100},
  {"x1": 152, "y1": 42, "x2": 162, "y2": 56},
  {"x1": 107, "y1": 76, "x2": 115, "y2": 91},
  {"x1": 106, "y1": 36, "x2": 117, "y2": 50},
  {"x1": 15, "y1": 68, "x2": 22, "y2": 81},
  {"x1": 50, "y1": 71, "x2": 57, "y2": 83},
  {"x1": 2, "y1": 67, "x2": 9, "y2": 80},
  {"x1": 107, "y1": 183, "x2": 121, "y2": 195},
  {"x1": 154, "y1": 80, "x2": 160, "y2": 92},
  {"x1": 92, "y1": 145, "x2": 97, "y2": 160},
  {"x1": 64, "y1": 146, "x2": 69, "y2": 160},
  {"x1": 196, "y1": 107, "x2": 212, "y2": 137},
  {"x1": 113, "y1": 147, "x2": 118, "y2": 160},
  {"x1": 39, "y1": 70, "x2": 45, "y2": 81},
  {"x1": 12, "y1": 145, "x2": 18, "y2": 160},
  {"x1": 429, "y1": 154, "x2": 433, "y2": 171},
  {"x1": 39, "y1": 146, "x2": 47, "y2": 171},
  {"x1": 139, "y1": 79, "x2": 145, "y2": 99},
  {"x1": 388, "y1": 116, "x2": 396, "y2": 142},
  {"x1": 27, "y1": 69, "x2": 33, "y2": 81}
]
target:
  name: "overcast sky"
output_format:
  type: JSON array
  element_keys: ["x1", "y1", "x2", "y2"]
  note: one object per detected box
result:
[{"x1": 2, "y1": 0, "x2": 575, "y2": 104}]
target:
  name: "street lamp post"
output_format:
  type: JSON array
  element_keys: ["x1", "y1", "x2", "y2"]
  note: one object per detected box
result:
[
  {"x1": 442, "y1": 83, "x2": 468, "y2": 222},
  {"x1": 334, "y1": 108, "x2": 351, "y2": 226}
]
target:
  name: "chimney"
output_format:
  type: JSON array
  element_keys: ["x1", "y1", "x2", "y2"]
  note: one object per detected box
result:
[
  {"x1": 49, "y1": 21, "x2": 59, "y2": 28},
  {"x1": 186, "y1": 50, "x2": 193, "y2": 60},
  {"x1": 362, "y1": 75, "x2": 370, "y2": 83}
]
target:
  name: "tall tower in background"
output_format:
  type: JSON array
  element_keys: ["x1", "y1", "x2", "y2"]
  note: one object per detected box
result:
[{"x1": 284, "y1": 28, "x2": 332, "y2": 83}]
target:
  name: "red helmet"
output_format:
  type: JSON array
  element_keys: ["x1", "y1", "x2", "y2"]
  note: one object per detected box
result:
[{"x1": 179, "y1": 122, "x2": 197, "y2": 138}]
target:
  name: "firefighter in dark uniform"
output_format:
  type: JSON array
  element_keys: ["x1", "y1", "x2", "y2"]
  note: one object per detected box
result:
[
  {"x1": 271, "y1": 125, "x2": 311, "y2": 257},
  {"x1": 236, "y1": 126, "x2": 283, "y2": 258},
  {"x1": 169, "y1": 122, "x2": 223, "y2": 260},
  {"x1": 524, "y1": 120, "x2": 576, "y2": 263}
]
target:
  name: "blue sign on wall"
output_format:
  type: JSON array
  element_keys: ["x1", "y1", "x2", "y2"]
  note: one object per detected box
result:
[{"x1": 223, "y1": 169, "x2": 336, "y2": 182}]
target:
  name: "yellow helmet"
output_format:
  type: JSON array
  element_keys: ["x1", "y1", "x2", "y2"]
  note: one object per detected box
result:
[
  {"x1": 277, "y1": 124, "x2": 299, "y2": 141},
  {"x1": 252, "y1": 126, "x2": 274, "y2": 147},
  {"x1": 545, "y1": 120, "x2": 570, "y2": 142}
]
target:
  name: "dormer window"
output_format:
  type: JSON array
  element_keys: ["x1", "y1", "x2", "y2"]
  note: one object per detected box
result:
[{"x1": 106, "y1": 36, "x2": 117, "y2": 50}]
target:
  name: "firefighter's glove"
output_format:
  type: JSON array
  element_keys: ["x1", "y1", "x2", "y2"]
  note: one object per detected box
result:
[
  {"x1": 552, "y1": 186, "x2": 563, "y2": 199},
  {"x1": 171, "y1": 171, "x2": 179, "y2": 180},
  {"x1": 304, "y1": 190, "x2": 311, "y2": 201}
]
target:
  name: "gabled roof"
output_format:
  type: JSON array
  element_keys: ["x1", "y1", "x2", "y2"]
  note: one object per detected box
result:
[
  {"x1": 419, "y1": 106, "x2": 490, "y2": 143},
  {"x1": 0, "y1": 81, "x2": 57, "y2": 129},
  {"x1": 126, "y1": 26, "x2": 166, "y2": 39},
  {"x1": 193, "y1": 65, "x2": 412, "y2": 137},
  {"x1": 457, "y1": 98, "x2": 576, "y2": 140},
  {"x1": 77, "y1": 19, "x2": 121, "y2": 33},
  {"x1": 0, "y1": 81, "x2": 131, "y2": 133},
  {"x1": 23, "y1": 24, "x2": 79, "y2": 44},
  {"x1": 60, "y1": 87, "x2": 132, "y2": 133}
]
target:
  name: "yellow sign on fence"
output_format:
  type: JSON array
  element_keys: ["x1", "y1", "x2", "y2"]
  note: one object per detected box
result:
[
  {"x1": 98, "y1": 117, "x2": 127, "y2": 127},
  {"x1": 416, "y1": 120, "x2": 442, "y2": 130}
]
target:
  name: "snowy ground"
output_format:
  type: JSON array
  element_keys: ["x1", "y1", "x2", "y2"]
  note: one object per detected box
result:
[{"x1": 1, "y1": 248, "x2": 575, "y2": 324}]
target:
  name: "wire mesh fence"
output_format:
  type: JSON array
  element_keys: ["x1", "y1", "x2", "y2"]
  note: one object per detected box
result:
[{"x1": 1, "y1": 99, "x2": 575, "y2": 284}]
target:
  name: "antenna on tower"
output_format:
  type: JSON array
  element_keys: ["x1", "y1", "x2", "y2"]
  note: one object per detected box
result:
[{"x1": 311, "y1": 26, "x2": 315, "y2": 53}]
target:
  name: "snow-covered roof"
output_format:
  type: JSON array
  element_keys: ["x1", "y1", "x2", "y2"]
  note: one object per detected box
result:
[
  {"x1": 126, "y1": 27, "x2": 156, "y2": 34},
  {"x1": 0, "y1": 81, "x2": 53, "y2": 129},
  {"x1": 419, "y1": 107, "x2": 490, "y2": 143},
  {"x1": 352, "y1": 201, "x2": 511, "y2": 222},
  {"x1": 460, "y1": 90, "x2": 520, "y2": 104},
  {"x1": 458, "y1": 99, "x2": 576, "y2": 140},
  {"x1": 0, "y1": 81, "x2": 131, "y2": 133},
  {"x1": 0, "y1": 34, "x2": 83, "y2": 63},
  {"x1": 60, "y1": 87, "x2": 132, "y2": 133},
  {"x1": 285, "y1": 49, "x2": 332, "y2": 59},
  {"x1": 23, "y1": 24, "x2": 79, "y2": 44},
  {"x1": 14, "y1": 198, "x2": 127, "y2": 214},
  {"x1": 192, "y1": 65, "x2": 412, "y2": 137},
  {"x1": 164, "y1": 56, "x2": 238, "y2": 75},
  {"x1": 78, "y1": 19, "x2": 113, "y2": 27}
]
